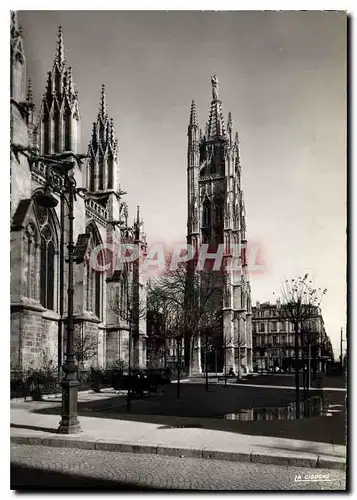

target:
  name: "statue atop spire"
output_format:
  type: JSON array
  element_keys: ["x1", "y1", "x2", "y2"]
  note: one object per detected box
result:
[
  {"x1": 206, "y1": 75, "x2": 226, "y2": 138},
  {"x1": 211, "y1": 74, "x2": 219, "y2": 100}
]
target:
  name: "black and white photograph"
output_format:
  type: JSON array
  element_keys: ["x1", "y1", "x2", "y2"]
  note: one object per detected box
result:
[{"x1": 9, "y1": 6, "x2": 347, "y2": 491}]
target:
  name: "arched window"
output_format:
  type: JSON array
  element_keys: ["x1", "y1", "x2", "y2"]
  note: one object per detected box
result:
[
  {"x1": 24, "y1": 223, "x2": 38, "y2": 299},
  {"x1": 107, "y1": 158, "x2": 113, "y2": 190},
  {"x1": 120, "y1": 264, "x2": 130, "y2": 317},
  {"x1": 202, "y1": 200, "x2": 211, "y2": 227},
  {"x1": 39, "y1": 224, "x2": 55, "y2": 310},
  {"x1": 85, "y1": 226, "x2": 103, "y2": 319},
  {"x1": 54, "y1": 109, "x2": 60, "y2": 152},
  {"x1": 98, "y1": 156, "x2": 104, "y2": 190},
  {"x1": 33, "y1": 197, "x2": 58, "y2": 311},
  {"x1": 64, "y1": 108, "x2": 72, "y2": 151},
  {"x1": 215, "y1": 201, "x2": 223, "y2": 224}
]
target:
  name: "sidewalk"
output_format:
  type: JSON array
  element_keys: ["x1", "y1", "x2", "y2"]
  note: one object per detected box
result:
[{"x1": 10, "y1": 393, "x2": 346, "y2": 471}]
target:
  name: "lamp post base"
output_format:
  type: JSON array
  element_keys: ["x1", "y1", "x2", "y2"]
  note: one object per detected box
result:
[
  {"x1": 58, "y1": 417, "x2": 81, "y2": 434},
  {"x1": 57, "y1": 375, "x2": 81, "y2": 434}
]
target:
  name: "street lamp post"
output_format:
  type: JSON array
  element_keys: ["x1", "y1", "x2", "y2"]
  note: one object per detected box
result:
[
  {"x1": 35, "y1": 159, "x2": 86, "y2": 434},
  {"x1": 58, "y1": 192, "x2": 65, "y2": 380},
  {"x1": 57, "y1": 172, "x2": 81, "y2": 433}
]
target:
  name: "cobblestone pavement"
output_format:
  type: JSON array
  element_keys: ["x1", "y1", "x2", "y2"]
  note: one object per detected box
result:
[{"x1": 11, "y1": 444, "x2": 346, "y2": 491}]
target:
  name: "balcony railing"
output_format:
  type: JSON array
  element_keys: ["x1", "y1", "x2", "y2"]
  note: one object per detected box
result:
[{"x1": 85, "y1": 198, "x2": 109, "y2": 220}]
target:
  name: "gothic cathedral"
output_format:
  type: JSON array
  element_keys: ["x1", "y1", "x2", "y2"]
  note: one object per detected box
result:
[
  {"x1": 10, "y1": 13, "x2": 147, "y2": 372},
  {"x1": 186, "y1": 76, "x2": 253, "y2": 374}
]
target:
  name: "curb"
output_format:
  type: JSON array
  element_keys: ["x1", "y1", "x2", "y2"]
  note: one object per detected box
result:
[{"x1": 11, "y1": 435, "x2": 346, "y2": 471}]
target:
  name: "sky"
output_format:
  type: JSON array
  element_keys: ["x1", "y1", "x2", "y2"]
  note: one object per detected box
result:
[{"x1": 17, "y1": 10, "x2": 346, "y2": 356}]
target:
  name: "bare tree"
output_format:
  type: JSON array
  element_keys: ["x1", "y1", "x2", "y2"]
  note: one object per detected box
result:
[
  {"x1": 109, "y1": 263, "x2": 147, "y2": 411},
  {"x1": 147, "y1": 277, "x2": 186, "y2": 397},
  {"x1": 276, "y1": 274, "x2": 327, "y2": 418},
  {"x1": 146, "y1": 287, "x2": 170, "y2": 369},
  {"x1": 150, "y1": 262, "x2": 224, "y2": 374},
  {"x1": 73, "y1": 327, "x2": 98, "y2": 367},
  {"x1": 198, "y1": 308, "x2": 222, "y2": 391}
]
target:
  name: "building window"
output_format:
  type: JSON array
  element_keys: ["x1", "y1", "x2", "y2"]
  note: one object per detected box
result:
[
  {"x1": 24, "y1": 223, "x2": 38, "y2": 299},
  {"x1": 270, "y1": 322, "x2": 277, "y2": 332},
  {"x1": 259, "y1": 323, "x2": 265, "y2": 333},
  {"x1": 202, "y1": 200, "x2": 211, "y2": 226},
  {"x1": 215, "y1": 202, "x2": 223, "y2": 224},
  {"x1": 86, "y1": 226, "x2": 103, "y2": 319},
  {"x1": 273, "y1": 335, "x2": 279, "y2": 344},
  {"x1": 33, "y1": 197, "x2": 58, "y2": 311},
  {"x1": 39, "y1": 225, "x2": 55, "y2": 310}
]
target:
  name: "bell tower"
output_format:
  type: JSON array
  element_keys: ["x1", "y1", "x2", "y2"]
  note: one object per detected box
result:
[{"x1": 186, "y1": 75, "x2": 253, "y2": 375}]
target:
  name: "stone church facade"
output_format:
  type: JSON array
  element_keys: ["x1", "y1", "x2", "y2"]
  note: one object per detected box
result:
[
  {"x1": 186, "y1": 76, "x2": 253, "y2": 374},
  {"x1": 10, "y1": 13, "x2": 147, "y2": 372}
]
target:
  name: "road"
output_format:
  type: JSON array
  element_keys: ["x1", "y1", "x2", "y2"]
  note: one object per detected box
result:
[{"x1": 11, "y1": 444, "x2": 346, "y2": 491}]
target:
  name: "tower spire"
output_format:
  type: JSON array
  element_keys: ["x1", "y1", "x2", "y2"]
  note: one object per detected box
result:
[
  {"x1": 235, "y1": 132, "x2": 241, "y2": 171},
  {"x1": 37, "y1": 26, "x2": 80, "y2": 155},
  {"x1": 135, "y1": 205, "x2": 141, "y2": 240},
  {"x1": 66, "y1": 66, "x2": 73, "y2": 94},
  {"x1": 10, "y1": 11, "x2": 19, "y2": 39},
  {"x1": 87, "y1": 86, "x2": 119, "y2": 192},
  {"x1": 55, "y1": 26, "x2": 65, "y2": 67},
  {"x1": 189, "y1": 100, "x2": 198, "y2": 127},
  {"x1": 227, "y1": 112, "x2": 232, "y2": 144},
  {"x1": 99, "y1": 84, "x2": 108, "y2": 119}
]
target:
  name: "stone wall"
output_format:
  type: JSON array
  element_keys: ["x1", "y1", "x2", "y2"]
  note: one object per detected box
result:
[
  {"x1": 105, "y1": 328, "x2": 130, "y2": 366},
  {"x1": 10, "y1": 306, "x2": 59, "y2": 370}
]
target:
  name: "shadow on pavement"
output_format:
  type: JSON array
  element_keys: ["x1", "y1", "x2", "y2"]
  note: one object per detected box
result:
[
  {"x1": 11, "y1": 423, "x2": 58, "y2": 433},
  {"x1": 11, "y1": 464, "x2": 162, "y2": 490},
  {"x1": 241, "y1": 374, "x2": 346, "y2": 390},
  {"x1": 20, "y1": 383, "x2": 346, "y2": 445},
  {"x1": 260, "y1": 443, "x2": 346, "y2": 458}
]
